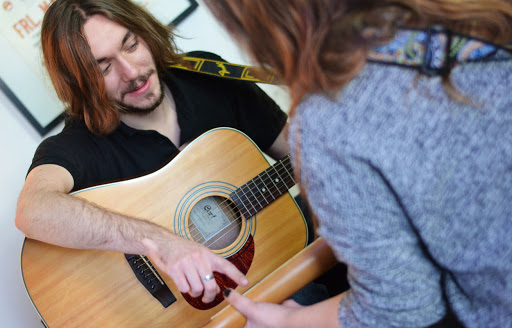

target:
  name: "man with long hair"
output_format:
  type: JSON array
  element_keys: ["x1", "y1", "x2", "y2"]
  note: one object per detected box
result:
[
  {"x1": 15, "y1": 0, "x2": 291, "y2": 304},
  {"x1": 205, "y1": 0, "x2": 512, "y2": 327}
]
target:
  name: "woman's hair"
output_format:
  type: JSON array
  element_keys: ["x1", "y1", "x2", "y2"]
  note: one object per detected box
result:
[
  {"x1": 205, "y1": 0, "x2": 512, "y2": 113},
  {"x1": 41, "y1": 0, "x2": 182, "y2": 135},
  {"x1": 206, "y1": 0, "x2": 512, "y2": 232}
]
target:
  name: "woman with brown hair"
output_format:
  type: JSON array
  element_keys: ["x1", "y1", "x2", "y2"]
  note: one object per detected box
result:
[{"x1": 205, "y1": 1, "x2": 512, "y2": 327}]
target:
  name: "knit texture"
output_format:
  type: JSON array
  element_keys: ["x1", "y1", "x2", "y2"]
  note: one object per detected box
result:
[{"x1": 290, "y1": 61, "x2": 512, "y2": 327}]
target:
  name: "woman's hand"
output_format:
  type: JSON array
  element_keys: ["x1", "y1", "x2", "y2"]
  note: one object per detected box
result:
[{"x1": 223, "y1": 289, "x2": 303, "y2": 328}]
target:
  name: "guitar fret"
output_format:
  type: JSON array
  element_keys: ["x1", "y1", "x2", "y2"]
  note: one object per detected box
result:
[
  {"x1": 264, "y1": 169, "x2": 279, "y2": 196},
  {"x1": 255, "y1": 173, "x2": 272, "y2": 204},
  {"x1": 271, "y1": 162, "x2": 287, "y2": 195},
  {"x1": 282, "y1": 162, "x2": 295, "y2": 189},
  {"x1": 230, "y1": 192, "x2": 252, "y2": 219},
  {"x1": 257, "y1": 173, "x2": 274, "y2": 201},
  {"x1": 231, "y1": 156, "x2": 294, "y2": 219},
  {"x1": 240, "y1": 184, "x2": 258, "y2": 216},
  {"x1": 247, "y1": 180, "x2": 264, "y2": 213}
]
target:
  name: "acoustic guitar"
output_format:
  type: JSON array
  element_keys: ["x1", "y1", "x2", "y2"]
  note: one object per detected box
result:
[{"x1": 20, "y1": 128, "x2": 308, "y2": 328}]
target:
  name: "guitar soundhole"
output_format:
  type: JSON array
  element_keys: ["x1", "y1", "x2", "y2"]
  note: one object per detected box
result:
[{"x1": 188, "y1": 196, "x2": 242, "y2": 250}]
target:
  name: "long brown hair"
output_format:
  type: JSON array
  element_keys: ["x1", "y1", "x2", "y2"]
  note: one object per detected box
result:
[
  {"x1": 205, "y1": 0, "x2": 512, "y2": 114},
  {"x1": 41, "y1": 0, "x2": 183, "y2": 135},
  {"x1": 205, "y1": 0, "x2": 512, "y2": 234}
]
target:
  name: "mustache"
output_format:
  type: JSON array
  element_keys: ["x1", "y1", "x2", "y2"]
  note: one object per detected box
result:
[{"x1": 121, "y1": 69, "x2": 155, "y2": 98}]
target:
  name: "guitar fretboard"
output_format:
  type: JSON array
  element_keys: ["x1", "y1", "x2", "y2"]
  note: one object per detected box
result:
[{"x1": 230, "y1": 156, "x2": 295, "y2": 219}]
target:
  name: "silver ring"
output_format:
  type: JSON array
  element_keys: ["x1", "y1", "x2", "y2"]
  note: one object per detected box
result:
[{"x1": 202, "y1": 274, "x2": 215, "y2": 283}]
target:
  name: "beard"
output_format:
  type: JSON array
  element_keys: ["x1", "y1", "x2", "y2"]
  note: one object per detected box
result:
[{"x1": 117, "y1": 70, "x2": 165, "y2": 114}]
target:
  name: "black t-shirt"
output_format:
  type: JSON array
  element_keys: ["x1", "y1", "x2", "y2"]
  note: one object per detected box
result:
[{"x1": 29, "y1": 51, "x2": 287, "y2": 191}]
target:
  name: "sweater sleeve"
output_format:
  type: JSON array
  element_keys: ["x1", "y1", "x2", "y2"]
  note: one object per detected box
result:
[{"x1": 301, "y1": 136, "x2": 446, "y2": 327}]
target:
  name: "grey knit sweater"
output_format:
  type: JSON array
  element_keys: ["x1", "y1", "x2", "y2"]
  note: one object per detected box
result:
[{"x1": 290, "y1": 61, "x2": 512, "y2": 327}]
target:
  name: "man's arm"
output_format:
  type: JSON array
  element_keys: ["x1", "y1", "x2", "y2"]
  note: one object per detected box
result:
[
  {"x1": 266, "y1": 126, "x2": 290, "y2": 160},
  {"x1": 15, "y1": 164, "x2": 248, "y2": 303}
]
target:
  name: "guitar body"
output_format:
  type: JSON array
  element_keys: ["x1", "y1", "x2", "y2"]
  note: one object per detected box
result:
[{"x1": 21, "y1": 128, "x2": 307, "y2": 328}]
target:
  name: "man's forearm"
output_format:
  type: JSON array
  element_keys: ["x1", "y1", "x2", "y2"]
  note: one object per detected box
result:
[
  {"x1": 16, "y1": 189, "x2": 173, "y2": 255},
  {"x1": 16, "y1": 165, "x2": 248, "y2": 302}
]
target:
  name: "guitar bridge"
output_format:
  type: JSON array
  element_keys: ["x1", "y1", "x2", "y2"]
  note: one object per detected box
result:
[{"x1": 125, "y1": 254, "x2": 177, "y2": 308}]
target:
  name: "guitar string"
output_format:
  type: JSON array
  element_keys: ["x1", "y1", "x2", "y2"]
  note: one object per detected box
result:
[
  {"x1": 133, "y1": 158, "x2": 296, "y2": 271},
  {"x1": 131, "y1": 172, "x2": 296, "y2": 288},
  {"x1": 189, "y1": 160, "x2": 296, "y2": 248},
  {"x1": 203, "y1": 168, "x2": 296, "y2": 250},
  {"x1": 185, "y1": 158, "x2": 294, "y2": 239},
  {"x1": 130, "y1": 163, "x2": 296, "y2": 273},
  {"x1": 191, "y1": 159, "x2": 296, "y2": 246},
  {"x1": 130, "y1": 159, "x2": 295, "y2": 265},
  {"x1": 195, "y1": 156, "x2": 294, "y2": 226},
  {"x1": 211, "y1": 156, "x2": 293, "y2": 217},
  {"x1": 189, "y1": 185, "x2": 293, "y2": 249},
  {"x1": 132, "y1": 256, "x2": 168, "y2": 285}
]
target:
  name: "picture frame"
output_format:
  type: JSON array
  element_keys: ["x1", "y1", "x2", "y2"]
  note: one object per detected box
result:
[{"x1": 0, "y1": 0, "x2": 198, "y2": 136}]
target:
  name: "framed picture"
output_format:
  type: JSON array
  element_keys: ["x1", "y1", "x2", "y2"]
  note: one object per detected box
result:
[{"x1": 0, "y1": 0, "x2": 198, "y2": 136}]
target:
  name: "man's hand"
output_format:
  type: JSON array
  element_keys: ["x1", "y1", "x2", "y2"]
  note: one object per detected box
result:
[{"x1": 142, "y1": 236, "x2": 249, "y2": 303}]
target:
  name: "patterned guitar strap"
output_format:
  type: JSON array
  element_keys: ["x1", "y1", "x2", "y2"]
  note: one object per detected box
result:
[
  {"x1": 171, "y1": 26, "x2": 512, "y2": 81},
  {"x1": 170, "y1": 56, "x2": 280, "y2": 84},
  {"x1": 367, "y1": 26, "x2": 512, "y2": 75}
]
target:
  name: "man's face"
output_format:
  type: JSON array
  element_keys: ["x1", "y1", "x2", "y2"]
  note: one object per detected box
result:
[{"x1": 83, "y1": 14, "x2": 163, "y2": 114}]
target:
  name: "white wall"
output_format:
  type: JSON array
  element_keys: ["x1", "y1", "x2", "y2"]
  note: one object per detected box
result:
[{"x1": 0, "y1": 2, "x2": 289, "y2": 327}]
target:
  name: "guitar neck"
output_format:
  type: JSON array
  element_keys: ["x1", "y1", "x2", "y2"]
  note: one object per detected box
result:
[{"x1": 230, "y1": 156, "x2": 295, "y2": 219}]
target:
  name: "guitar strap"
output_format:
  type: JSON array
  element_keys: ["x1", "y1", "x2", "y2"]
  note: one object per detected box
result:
[
  {"x1": 172, "y1": 27, "x2": 512, "y2": 82},
  {"x1": 170, "y1": 56, "x2": 281, "y2": 84},
  {"x1": 367, "y1": 26, "x2": 512, "y2": 76}
]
